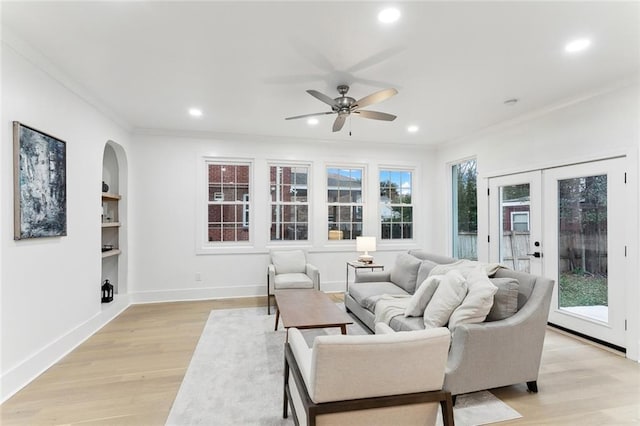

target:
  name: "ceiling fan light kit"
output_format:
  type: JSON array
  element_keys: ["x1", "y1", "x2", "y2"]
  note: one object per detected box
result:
[{"x1": 286, "y1": 85, "x2": 398, "y2": 133}]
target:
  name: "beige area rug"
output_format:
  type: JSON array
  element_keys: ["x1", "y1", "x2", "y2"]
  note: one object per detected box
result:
[{"x1": 166, "y1": 307, "x2": 522, "y2": 425}]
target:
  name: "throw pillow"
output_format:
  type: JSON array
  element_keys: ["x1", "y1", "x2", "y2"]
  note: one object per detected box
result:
[
  {"x1": 423, "y1": 270, "x2": 467, "y2": 328},
  {"x1": 390, "y1": 253, "x2": 422, "y2": 294},
  {"x1": 486, "y1": 278, "x2": 520, "y2": 321},
  {"x1": 271, "y1": 250, "x2": 306, "y2": 274},
  {"x1": 448, "y1": 266, "x2": 498, "y2": 330},
  {"x1": 416, "y1": 260, "x2": 438, "y2": 291},
  {"x1": 404, "y1": 275, "x2": 441, "y2": 317}
]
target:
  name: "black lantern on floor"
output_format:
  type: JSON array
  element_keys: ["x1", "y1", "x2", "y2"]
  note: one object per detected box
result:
[{"x1": 101, "y1": 279, "x2": 114, "y2": 303}]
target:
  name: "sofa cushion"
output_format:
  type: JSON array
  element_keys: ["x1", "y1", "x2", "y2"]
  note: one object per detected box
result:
[
  {"x1": 407, "y1": 250, "x2": 457, "y2": 265},
  {"x1": 493, "y1": 268, "x2": 535, "y2": 310},
  {"x1": 274, "y1": 273, "x2": 314, "y2": 289},
  {"x1": 423, "y1": 270, "x2": 467, "y2": 328},
  {"x1": 404, "y1": 275, "x2": 441, "y2": 317},
  {"x1": 349, "y1": 282, "x2": 410, "y2": 313},
  {"x1": 389, "y1": 315, "x2": 425, "y2": 332},
  {"x1": 486, "y1": 277, "x2": 520, "y2": 321},
  {"x1": 390, "y1": 253, "x2": 422, "y2": 294},
  {"x1": 416, "y1": 260, "x2": 438, "y2": 291},
  {"x1": 271, "y1": 250, "x2": 306, "y2": 274},
  {"x1": 448, "y1": 266, "x2": 498, "y2": 330}
]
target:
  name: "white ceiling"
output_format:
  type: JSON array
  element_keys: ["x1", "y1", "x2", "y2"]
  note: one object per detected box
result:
[{"x1": 3, "y1": 1, "x2": 639, "y2": 146}]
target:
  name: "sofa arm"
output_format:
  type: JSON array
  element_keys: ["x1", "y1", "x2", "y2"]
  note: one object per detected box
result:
[
  {"x1": 305, "y1": 264, "x2": 320, "y2": 290},
  {"x1": 288, "y1": 328, "x2": 313, "y2": 388},
  {"x1": 354, "y1": 270, "x2": 391, "y2": 283},
  {"x1": 444, "y1": 283, "x2": 552, "y2": 395},
  {"x1": 375, "y1": 322, "x2": 396, "y2": 334}
]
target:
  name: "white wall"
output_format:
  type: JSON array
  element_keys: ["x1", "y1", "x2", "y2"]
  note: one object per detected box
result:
[
  {"x1": 128, "y1": 132, "x2": 436, "y2": 302},
  {"x1": 432, "y1": 83, "x2": 640, "y2": 360},
  {"x1": 1, "y1": 41, "x2": 132, "y2": 401}
]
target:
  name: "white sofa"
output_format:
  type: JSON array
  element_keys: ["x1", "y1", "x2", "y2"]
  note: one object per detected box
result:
[
  {"x1": 344, "y1": 250, "x2": 554, "y2": 398},
  {"x1": 283, "y1": 324, "x2": 454, "y2": 425}
]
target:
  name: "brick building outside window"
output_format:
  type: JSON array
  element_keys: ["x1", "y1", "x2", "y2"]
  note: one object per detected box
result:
[
  {"x1": 207, "y1": 162, "x2": 250, "y2": 242},
  {"x1": 270, "y1": 165, "x2": 309, "y2": 240}
]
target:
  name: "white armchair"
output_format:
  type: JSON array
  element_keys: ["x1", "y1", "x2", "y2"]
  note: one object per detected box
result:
[
  {"x1": 283, "y1": 324, "x2": 454, "y2": 426},
  {"x1": 267, "y1": 250, "x2": 320, "y2": 314}
]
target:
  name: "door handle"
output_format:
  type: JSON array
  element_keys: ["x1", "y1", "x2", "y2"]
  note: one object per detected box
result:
[{"x1": 527, "y1": 252, "x2": 542, "y2": 258}]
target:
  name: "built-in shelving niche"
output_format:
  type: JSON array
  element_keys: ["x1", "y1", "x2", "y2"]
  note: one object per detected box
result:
[{"x1": 101, "y1": 141, "x2": 127, "y2": 307}]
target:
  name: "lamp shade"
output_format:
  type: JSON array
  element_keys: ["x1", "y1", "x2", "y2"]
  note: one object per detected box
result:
[
  {"x1": 356, "y1": 236, "x2": 376, "y2": 263},
  {"x1": 328, "y1": 230, "x2": 343, "y2": 240},
  {"x1": 356, "y1": 236, "x2": 376, "y2": 253}
]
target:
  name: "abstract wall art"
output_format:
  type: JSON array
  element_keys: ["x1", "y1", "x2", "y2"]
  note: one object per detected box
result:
[{"x1": 13, "y1": 122, "x2": 67, "y2": 240}]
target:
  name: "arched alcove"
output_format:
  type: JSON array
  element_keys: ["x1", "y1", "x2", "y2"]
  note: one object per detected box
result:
[{"x1": 101, "y1": 140, "x2": 128, "y2": 302}]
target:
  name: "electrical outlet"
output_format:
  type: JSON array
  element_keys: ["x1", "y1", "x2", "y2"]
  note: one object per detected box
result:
[{"x1": 195, "y1": 272, "x2": 202, "y2": 281}]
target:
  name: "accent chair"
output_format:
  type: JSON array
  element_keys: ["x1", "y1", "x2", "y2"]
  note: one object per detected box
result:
[{"x1": 267, "y1": 250, "x2": 320, "y2": 314}]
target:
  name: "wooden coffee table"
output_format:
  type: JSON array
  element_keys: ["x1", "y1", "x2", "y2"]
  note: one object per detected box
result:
[{"x1": 274, "y1": 290, "x2": 353, "y2": 340}]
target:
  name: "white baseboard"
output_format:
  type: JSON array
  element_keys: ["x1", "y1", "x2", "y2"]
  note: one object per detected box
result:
[
  {"x1": 1, "y1": 295, "x2": 130, "y2": 403},
  {"x1": 130, "y1": 280, "x2": 347, "y2": 304}
]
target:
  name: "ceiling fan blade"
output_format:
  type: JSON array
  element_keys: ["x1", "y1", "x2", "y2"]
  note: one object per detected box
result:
[
  {"x1": 285, "y1": 111, "x2": 335, "y2": 120},
  {"x1": 307, "y1": 90, "x2": 339, "y2": 108},
  {"x1": 332, "y1": 114, "x2": 347, "y2": 132},
  {"x1": 353, "y1": 110, "x2": 397, "y2": 121},
  {"x1": 352, "y1": 88, "x2": 398, "y2": 110}
]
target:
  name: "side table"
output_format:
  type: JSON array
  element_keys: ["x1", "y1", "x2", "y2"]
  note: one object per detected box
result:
[{"x1": 346, "y1": 261, "x2": 384, "y2": 292}]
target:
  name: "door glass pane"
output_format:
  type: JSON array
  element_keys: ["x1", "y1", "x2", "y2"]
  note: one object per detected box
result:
[
  {"x1": 558, "y1": 175, "x2": 608, "y2": 322},
  {"x1": 499, "y1": 183, "x2": 530, "y2": 272}
]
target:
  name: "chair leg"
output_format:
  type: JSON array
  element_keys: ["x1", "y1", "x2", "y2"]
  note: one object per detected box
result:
[
  {"x1": 267, "y1": 273, "x2": 271, "y2": 315},
  {"x1": 527, "y1": 380, "x2": 538, "y2": 393},
  {"x1": 283, "y1": 355, "x2": 290, "y2": 418},
  {"x1": 441, "y1": 392, "x2": 455, "y2": 426}
]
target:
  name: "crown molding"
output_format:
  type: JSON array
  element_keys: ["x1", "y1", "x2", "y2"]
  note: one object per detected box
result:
[
  {"x1": 436, "y1": 76, "x2": 640, "y2": 150},
  {"x1": 2, "y1": 28, "x2": 132, "y2": 132}
]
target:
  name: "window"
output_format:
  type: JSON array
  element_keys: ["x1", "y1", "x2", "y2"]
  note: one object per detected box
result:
[
  {"x1": 379, "y1": 169, "x2": 413, "y2": 239},
  {"x1": 511, "y1": 211, "x2": 530, "y2": 232},
  {"x1": 270, "y1": 165, "x2": 309, "y2": 240},
  {"x1": 327, "y1": 167, "x2": 363, "y2": 240},
  {"x1": 452, "y1": 159, "x2": 477, "y2": 260},
  {"x1": 207, "y1": 162, "x2": 250, "y2": 242}
]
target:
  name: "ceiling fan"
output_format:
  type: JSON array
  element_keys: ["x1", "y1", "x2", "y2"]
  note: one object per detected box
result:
[{"x1": 285, "y1": 85, "x2": 398, "y2": 132}]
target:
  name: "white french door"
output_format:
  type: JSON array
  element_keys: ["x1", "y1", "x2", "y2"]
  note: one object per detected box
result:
[
  {"x1": 488, "y1": 158, "x2": 627, "y2": 348},
  {"x1": 543, "y1": 159, "x2": 626, "y2": 347},
  {"x1": 489, "y1": 171, "x2": 543, "y2": 276}
]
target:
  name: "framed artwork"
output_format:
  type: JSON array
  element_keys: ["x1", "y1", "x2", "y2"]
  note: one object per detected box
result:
[{"x1": 13, "y1": 121, "x2": 67, "y2": 240}]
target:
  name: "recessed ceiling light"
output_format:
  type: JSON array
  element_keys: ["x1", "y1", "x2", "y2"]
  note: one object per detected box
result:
[
  {"x1": 189, "y1": 108, "x2": 203, "y2": 117},
  {"x1": 407, "y1": 125, "x2": 419, "y2": 133},
  {"x1": 307, "y1": 117, "x2": 319, "y2": 126},
  {"x1": 378, "y1": 7, "x2": 401, "y2": 24},
  {"x1": 565, "y1": 38, "x2": 591, "y2": 53}
]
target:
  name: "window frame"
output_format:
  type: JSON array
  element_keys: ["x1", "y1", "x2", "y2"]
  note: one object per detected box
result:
[
  {"x1": 326, "y1": 165, "x2": 365, "y2": 241},
  {"x1": 268, "y1": 163, "x2": 311, "y2": 242},
  {"x1": 379, "y1": 167, "x2": 414, "y2": 241},
  {"x1": 451, "y1": 157, "x2": 478, "y2": 260},
  {"x1": 198, "y1": 157, "x2": 254, "y2": 252}
]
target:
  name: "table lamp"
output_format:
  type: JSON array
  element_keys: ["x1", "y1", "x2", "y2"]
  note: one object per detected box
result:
[
  {"x1": 356, "y1": 236, "x2": 376, "y2": 264},
  {"x1": 328, "y1": 230, "x2": 343, "y2": 240}
]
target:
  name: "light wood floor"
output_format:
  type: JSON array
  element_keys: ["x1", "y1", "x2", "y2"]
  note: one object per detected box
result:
[{"x1": 2, "y1": 296, "x2": 639, "y2": 425}]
